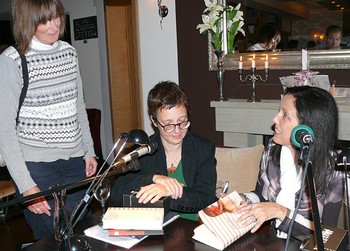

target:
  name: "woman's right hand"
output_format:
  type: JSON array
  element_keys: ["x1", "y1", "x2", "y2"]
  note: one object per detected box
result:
[
  {"x1": 152, "y1": 174, "x2": 184, "y2": 199},
  {"x1": 23, "y1": 186, "x2": 51, "y2": 216}
]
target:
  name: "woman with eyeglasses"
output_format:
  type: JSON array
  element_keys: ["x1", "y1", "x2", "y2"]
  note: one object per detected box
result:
[{"x1": 111, "y1": 81, "x2": 217, "y2": 220}]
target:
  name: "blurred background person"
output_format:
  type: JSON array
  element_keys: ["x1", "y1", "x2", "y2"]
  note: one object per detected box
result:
[
  {"x1": 306, "y1": 40, "x2": 317, "y2": 50},
  {"x1": 247, "y1": 24, "x2": 280, "y2": 52},
  {"x1": 319, "y1": 25, "x2": 342, "y2": 49},
  {"x1": 271, "y1": 31, "x2": 281, "y2": 52}
]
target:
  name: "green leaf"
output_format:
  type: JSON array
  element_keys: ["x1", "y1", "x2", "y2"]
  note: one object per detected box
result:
[{"x1": 227, "y1": 21, "x2": 239, "y2": 53}]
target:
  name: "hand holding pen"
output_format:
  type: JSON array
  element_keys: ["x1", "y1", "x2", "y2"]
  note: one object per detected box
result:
[{"x1": 220, "y1": 181, "x2": 229, "y2": 198}]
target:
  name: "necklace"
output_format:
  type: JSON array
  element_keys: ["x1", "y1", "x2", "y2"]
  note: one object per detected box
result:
[{"x1": 167, "y1": 154, "x2": 180, "y2": 173}]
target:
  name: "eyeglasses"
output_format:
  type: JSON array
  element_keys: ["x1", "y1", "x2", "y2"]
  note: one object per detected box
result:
[{"x1": 155, "y1": 119, "x2": 190, "y2": 133}]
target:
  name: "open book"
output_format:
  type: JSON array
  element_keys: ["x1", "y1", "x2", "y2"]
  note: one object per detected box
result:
[{"x1": 192, "y1": 191, "x2": 257, "y2": 250}]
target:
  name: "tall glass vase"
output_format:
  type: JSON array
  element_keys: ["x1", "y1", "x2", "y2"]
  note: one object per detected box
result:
[
  {"x1": 52, "y1": 186, "x2": 71, "y2": 242},
  {"x1": 214, "y1": 50, "x2": 228, "y2": 102},
  {"x1": 51, "y1": 185, "x2": 91, "y2": 251}
]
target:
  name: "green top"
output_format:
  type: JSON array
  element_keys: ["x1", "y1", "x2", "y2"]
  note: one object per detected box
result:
[{"x1": 168, "y1": 160, "x2": 198, "y2": 221}]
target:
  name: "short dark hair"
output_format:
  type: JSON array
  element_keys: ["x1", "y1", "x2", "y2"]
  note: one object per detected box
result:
[
  {"x1": 257, "y1": 24, "x2": 278, "y2": 44},
  {"x1": 12, "y1": 0, "x2": 66, "y2": 54},
  {"x1": 325, "y1": 25, "x2": 342, "y2": 37},
  {"x1": 147, "y1": 81, "x2": 189, "y2": 120}
]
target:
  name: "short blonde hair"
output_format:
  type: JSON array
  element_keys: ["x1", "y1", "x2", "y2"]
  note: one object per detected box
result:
[{"x1": 12, "y1": 0, "x2": 66, "y2": 54}]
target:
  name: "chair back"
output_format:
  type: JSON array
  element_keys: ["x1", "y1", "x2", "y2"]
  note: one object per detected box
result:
[
  {"x1": 215, "y1": 145, "x2": 264, "y2": 194},
  {"x1": 86, "y1": 108, "x2": 103, "y2": 161}
]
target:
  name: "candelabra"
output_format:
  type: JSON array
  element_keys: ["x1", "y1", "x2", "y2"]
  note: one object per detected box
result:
[{"x1": 238, "y1": 66, "x2": 268, "y2": 103}]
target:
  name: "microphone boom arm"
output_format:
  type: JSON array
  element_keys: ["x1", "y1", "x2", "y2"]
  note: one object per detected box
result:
[{"x1": 0, "y1": 157, "x2": 140, "y2": 209}]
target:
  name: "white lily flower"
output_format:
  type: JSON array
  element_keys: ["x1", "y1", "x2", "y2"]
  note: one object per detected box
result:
[
  {"x1": 234, "y1": 3, "x2": 241, "y2": 10},
  {"x1": 237, "y1": 21, "x2": 245, "y2": 36},
  {"x1": 198, "y1": 1, "x2": 245, "y2": 53}
]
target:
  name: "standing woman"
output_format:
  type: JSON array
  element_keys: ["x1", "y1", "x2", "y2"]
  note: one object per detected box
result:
[
  {"x1": 111, "y1": 81, "x2": 217, "y2": 220},
  {"x1": 236, "y1": 86, "x2": 343, "y2": 239},
  {"x1": 0, "y1": 0, "x2": 97, "y2": 239}
]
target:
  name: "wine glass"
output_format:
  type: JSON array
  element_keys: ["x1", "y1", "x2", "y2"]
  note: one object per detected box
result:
[{"x1": 93, "y1": 179, "x2": 111, "y2": 218}]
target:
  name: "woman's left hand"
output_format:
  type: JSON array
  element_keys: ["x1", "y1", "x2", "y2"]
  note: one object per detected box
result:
[
  {"x1": 152, "y1": 174, "x2": 184, "y2": 199},
  {"x1": 236, "y1": 202, "x2": 287, "y2": 233},
  {"x1": 85, "y1": 157, "x2": 98, "y2": 177},
  {"x1": 136, "y1": 183, "x2": 174, "y2": 204}
]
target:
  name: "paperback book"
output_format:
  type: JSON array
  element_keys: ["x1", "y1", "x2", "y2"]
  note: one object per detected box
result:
[
  {"x1": 192, "y1": 191, "x2": 257, "y2": 250},
  {"x1": 102, "y1": 207, "x2": 164, "y2": 230}
]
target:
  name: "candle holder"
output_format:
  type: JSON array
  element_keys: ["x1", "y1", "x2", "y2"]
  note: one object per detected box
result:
[{"x1": 238, "y1": 67, "x2": 268, "y2": 103}]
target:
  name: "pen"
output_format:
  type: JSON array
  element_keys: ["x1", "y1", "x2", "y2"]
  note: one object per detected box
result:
[{"x1": 221, "y1": 181, "x2": 229, "y2": 194}]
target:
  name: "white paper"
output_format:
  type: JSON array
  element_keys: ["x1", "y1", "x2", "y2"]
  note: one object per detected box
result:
[
  {"x1": 84, "y1": 224, "x2": 148, "y2": 249},
  {"x1": 279, "y1": 75, "x2": 330, "y2": 91}
]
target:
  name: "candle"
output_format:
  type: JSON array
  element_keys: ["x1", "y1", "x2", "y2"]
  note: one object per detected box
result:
[
  {"x1": 301, "y1": 49, "x2": 308, "y2": 70},
  {"x1": 239, "y1": 56, "x2": 243, "y2": 69},
  {"x1": 252, "y1": 54, "x2": 255, "y2": 68},
  {"x1": 265, "y1": 55, "x2": 269, "y2": 69}
]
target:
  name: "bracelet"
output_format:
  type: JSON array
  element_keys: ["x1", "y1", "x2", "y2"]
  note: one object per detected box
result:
[{"x1": 240, "y1": 193, "x2": 252, "y2": 205}]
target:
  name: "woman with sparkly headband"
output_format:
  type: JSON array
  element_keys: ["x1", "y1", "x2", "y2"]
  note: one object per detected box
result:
[{"x1": 111, "y1": 81, "x2": 217, "y2": 220}]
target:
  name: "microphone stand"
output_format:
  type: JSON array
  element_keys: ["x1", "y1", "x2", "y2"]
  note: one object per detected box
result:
[
  {"x1": 301, "y1": 144, "x2": 325, "y2": 251},
  {"x1": 0, "y1": 133, "x2": 144, "y2": 251},
  {"x1": 60, "y1": 133, "x2": 144, "y2": 250},
  {"x1": 69, "y1": 135, "x2": 128, "y2": 230}
]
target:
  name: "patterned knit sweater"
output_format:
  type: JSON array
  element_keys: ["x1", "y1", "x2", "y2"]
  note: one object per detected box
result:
[{"x1": 0, "y1": 41, "x2": 95, "y2": 193}]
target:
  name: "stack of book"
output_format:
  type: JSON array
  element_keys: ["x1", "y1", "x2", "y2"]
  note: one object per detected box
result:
[
  {"x1": 84, "y1": 208, "x2": 179, "y2": 249},
  {"x1": 102, "y1": 207, "x2": 164, "y2": 236}
]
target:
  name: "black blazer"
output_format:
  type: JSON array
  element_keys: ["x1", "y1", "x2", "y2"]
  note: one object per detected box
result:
[{"x1": 111, "y1": 132, "x2": 217, "y2": 213}]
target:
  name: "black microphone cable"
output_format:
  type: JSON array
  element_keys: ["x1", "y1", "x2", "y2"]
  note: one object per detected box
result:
[{"x1": 284, "y1": 144, "x2": 312, "y2": 251}]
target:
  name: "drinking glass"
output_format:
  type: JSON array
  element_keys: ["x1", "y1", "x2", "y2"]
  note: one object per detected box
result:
[{"x1": 93, "y1": 179, "x2": 111, "y2": 217}]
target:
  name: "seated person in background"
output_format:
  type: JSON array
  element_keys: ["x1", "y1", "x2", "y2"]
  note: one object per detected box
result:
[
  {"x1": 236, "y1": 86, "x2": 343, "y2": 239},
  {"x1": 286, "y1": 39, "x2": 299, "y2": 50},
  {"x1": 318, "y1": 25, "x2": 342, "y2": 49},
  {"x1": 271, "y1": 32, "x2": 281, "y2": 52},
  {"x1": 306, "y1": 40, "x2": 317, "y2": 50},
  {"x1": 111, "y1": 81, "x2": 217, "y2": 220},
  {"x1": 247, "y1": 24, "x2": 280, "y2": 52}
]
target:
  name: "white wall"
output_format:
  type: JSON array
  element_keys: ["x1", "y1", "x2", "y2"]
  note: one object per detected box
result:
[
  {"x1": 137, "y1": 0, "x2": 179, "y2": 135},
  {"x1": 62, "y1": 0, "x2": 110, "y2": 158},
  {"x1": 0, "y1": 0, "x2": 179, "y2": 158}
]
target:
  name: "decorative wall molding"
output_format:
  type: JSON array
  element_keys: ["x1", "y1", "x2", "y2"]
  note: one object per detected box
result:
[{"x1": 209, "y1": 49, "x2": 350, "y2": 71}]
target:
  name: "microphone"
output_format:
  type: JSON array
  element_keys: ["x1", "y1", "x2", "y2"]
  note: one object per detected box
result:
[
  {"x1": 291, "y1": 124, "x2": 315, "y2": 148},
  {"x1": 110, "y1": 141, "x2": 158, "y2": 169},
  {"x1": 337, "y1": 149, "x2": 350, "y2": 167}
]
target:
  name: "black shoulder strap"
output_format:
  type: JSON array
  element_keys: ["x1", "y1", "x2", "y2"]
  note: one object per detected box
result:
[{"x1": 13, "y1": 46, "x2": 29, "y2": 126}]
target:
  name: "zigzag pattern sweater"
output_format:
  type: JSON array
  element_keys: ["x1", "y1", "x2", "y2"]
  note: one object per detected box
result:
[{"x1": 0, "y1": 41, "x2": 95, "y2": 193}]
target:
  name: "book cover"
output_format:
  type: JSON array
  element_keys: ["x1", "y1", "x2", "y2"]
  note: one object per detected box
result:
[
  {"x1": 192, "y1": 191, "x2": 257, "y2": 250},
  {"x1": 300, "y1": 225, "x2": 349, "y2": 251},
  {"x1": 102, "y1": 207, "x2": 164, "y2": 230},
  {"x1": 108, "y1": 229, "x2": 164, "y2": 236}
]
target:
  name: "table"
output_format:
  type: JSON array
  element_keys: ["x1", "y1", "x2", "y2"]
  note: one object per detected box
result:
[
  {"x1": 22, "y1": 216, "x2": 301, "y2": 251},
  {"x1": 211, "y1": 99, "x2": 350, "y2": 147}
]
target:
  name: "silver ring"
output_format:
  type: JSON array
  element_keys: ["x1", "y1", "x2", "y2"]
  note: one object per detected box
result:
[{"x1": 252, "y1": 215, "x2": 258, "y2": 222}]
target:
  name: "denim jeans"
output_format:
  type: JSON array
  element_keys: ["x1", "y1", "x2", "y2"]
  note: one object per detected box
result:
[{"x1": 21, "y1": 157, "x2": 88, "y2": 240}]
